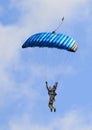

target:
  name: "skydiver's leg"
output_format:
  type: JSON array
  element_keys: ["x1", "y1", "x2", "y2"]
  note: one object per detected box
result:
[
  {"x1": 51, "y1": 95, "x2": 56, "y2": 111},
  {"x1": 50, "y1": 95, "x2": 55, "y2": 102},
  {"x1": 49, "y1": 103, "x2": 56, "y2": 112},
  {"x1": 54, "y1": 107, "x2": 56, "y2": 112},
  {"x1": 48, "y1": 97, "x2": 56, "y2": 112},
  {"x1": 52, "y1": 103, "x2": 56, "y2": 112},
  {"x1": 48, "y1": 103, "x2": 53, "y2": 112}
]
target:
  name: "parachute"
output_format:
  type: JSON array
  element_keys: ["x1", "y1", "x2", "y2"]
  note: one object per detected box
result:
[{"x1": 22, "y1": 32, "x2": 78, "y2": 52}]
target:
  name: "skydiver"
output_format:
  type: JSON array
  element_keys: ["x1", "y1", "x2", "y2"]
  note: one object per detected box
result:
[{"x1": 45, "y1": 81, "x2": 58, "y2": 112}]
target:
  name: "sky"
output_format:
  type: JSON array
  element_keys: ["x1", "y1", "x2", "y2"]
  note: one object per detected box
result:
[{"x1": 0, "y1": 0, "x2": 92, "y2": 130}]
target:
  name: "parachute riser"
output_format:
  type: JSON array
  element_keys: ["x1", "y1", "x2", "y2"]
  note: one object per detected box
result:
[{"x1": 52, "y1": 17, "x2": 64, "y2": 34}]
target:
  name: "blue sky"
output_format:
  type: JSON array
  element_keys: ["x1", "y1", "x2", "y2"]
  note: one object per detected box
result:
[{"x1": 0, "y1": 0, "x2": 92, "y2": 130}]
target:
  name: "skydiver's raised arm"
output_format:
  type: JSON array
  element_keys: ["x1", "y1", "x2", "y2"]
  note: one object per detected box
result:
[
  {"x1": 53, "y1": 82, "x2": 58, "y2": 90},
  {"x1": 45, "y1": 81, "x2": 49, "y2": 90}
]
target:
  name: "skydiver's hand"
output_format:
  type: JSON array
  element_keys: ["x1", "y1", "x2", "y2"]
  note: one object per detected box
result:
[{"x1": 46, "y1": 81, "x2": 48, "y2": 84}]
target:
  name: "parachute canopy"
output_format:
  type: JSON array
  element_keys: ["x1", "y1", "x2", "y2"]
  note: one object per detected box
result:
[{"x1": 22, "y1": 32, "x2": 78, "y2": 52}]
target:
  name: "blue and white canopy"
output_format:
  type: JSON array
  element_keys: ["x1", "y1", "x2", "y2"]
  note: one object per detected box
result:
[{"x1": 22, "y1": 32, "x2": 78, "y2": 52}]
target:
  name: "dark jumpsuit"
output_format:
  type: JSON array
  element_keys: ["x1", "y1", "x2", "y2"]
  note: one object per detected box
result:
[{"x1": 46, "y1": 82, "x2": 58, "y2": 112}]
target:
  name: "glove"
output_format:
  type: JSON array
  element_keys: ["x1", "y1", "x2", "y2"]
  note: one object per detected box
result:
[{"x1": 46, "y1": 81, "x2": 48, "y2": 84}]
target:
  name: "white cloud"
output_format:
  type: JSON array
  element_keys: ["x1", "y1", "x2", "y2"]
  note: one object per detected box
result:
[
  {"x1": 8, "y1": 109, "x2": 92, "y2": 130},
  {"x1": 0, "y1": 24, "x2": 21, "y2": 104},
  {"x1": 9, "y1": 0, "x2": 88, "y2": 31}
]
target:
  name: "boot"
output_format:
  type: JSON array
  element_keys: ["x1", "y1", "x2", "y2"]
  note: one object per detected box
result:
[{"x1": 54, "y1": 108, "x2": 56, "y2": 112}]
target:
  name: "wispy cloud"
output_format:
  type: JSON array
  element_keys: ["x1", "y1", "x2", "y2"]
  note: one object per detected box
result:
[
  {"x1": 9, "y1": 0, "x2": 89, "y2": 30},
  {"x1": 7, "y1": 109, "x2": 92, "y2": 130}
]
